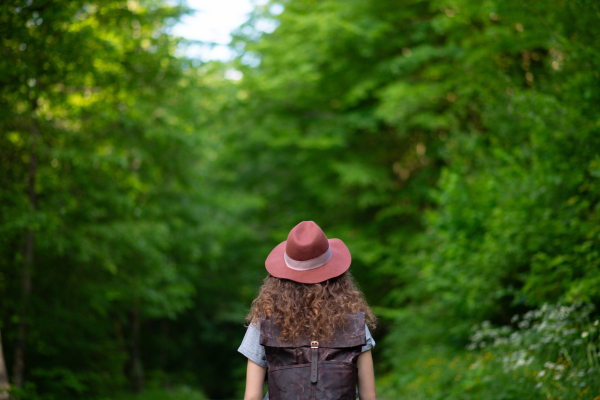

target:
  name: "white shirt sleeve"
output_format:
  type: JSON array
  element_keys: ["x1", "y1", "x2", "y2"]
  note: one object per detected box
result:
[
  {"x1": 362, "y1": 324, "x2": 376, "y2": 352},
  {"x1": 237, "y1": 322, "x2": 268, "y2": 368}
]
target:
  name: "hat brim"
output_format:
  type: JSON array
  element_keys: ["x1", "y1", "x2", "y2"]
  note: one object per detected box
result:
[{"x1": 265, "y1": 238, "x2": 351, "y2": 284}]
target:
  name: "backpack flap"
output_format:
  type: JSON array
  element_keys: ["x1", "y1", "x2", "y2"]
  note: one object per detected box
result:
[{"x1": 259, "y1": 312, "x2": 366, "y2": 348}]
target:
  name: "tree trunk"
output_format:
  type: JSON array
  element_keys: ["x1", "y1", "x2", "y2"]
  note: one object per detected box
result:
[
  {"x1": 13, "y1": 230, "x2": 33, "y2": 390},
  {"x1": 131, "y1": 306, "x2": 144, "y2": 393},
  {"x1": 159, "y1": 320, "x2": 168, "y2": 370},
  {"x1": 0, "y1": 331, "x2": 10, "y2": 400},
  {"x1": 13, "y1": 99, "x2": 39, "y2": 389}
]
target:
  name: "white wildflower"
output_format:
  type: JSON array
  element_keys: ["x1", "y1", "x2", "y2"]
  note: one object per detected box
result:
[
  {"x1": 518, "y1": 320, "x2": 530, "y2": 329},
  {"x1": 541, "y1": 335, "x2": 553, "y2": 343}
]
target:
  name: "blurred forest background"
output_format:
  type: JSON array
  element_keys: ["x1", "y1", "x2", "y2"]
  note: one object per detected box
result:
[{"x1": 1, "y1": 0, "x2": 600, "y2": 399}]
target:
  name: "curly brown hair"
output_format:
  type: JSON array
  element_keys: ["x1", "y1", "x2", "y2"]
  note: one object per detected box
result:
[{"x1": 246, "y1": 272, "x2": 376, "y2": 343}]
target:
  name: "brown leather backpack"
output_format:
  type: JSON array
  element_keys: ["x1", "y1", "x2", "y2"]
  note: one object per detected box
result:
[{"x1": 259, "y1": 312, "x2": 366, "y2": 400}]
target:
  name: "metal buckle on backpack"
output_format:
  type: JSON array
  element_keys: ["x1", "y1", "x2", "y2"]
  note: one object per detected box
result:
[{"x1": 311, "y1": 341, "x2": 319, "y2": 349}]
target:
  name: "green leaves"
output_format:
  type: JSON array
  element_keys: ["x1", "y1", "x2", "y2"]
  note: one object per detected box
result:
[
  {"x1": 2, "y1": 0, "x2": 600, "y2": 398},
  {"x1": 0, "y1": 1, "x2": 223, "y2": 397}
]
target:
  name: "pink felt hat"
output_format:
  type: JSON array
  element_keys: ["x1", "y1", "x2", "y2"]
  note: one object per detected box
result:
[{"x1": 265, "y1": 221, "x2": 351, "y2": 284}]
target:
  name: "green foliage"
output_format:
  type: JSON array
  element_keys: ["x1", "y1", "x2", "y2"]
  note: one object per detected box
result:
[
  {"x1": 465, "y1": 304, "x2": 599, "y2": 399},
  {"x1": 2, "y1": 0, "x2": 600, "y2": 398},
  {"x1": 380, "y1": 304, "x2": 600, "y2": 400},
  {"x1": 108, "y1": 386, "x2": 207, "y2": 400},
  {"x1": 0, "y1": 1, "x2": 247, "y2": 398}
]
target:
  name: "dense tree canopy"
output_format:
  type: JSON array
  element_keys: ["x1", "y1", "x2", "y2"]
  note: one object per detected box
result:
[{"x1": 1, "y1": 0, "x2": 599, "y2": 399}]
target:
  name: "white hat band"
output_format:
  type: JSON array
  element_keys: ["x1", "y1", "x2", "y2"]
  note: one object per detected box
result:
[{"x1": 284, "y1": 246, "x2": 332, "y2": 271}]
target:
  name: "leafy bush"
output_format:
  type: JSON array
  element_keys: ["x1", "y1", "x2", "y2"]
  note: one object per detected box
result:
[
  {"x1": 107, "y1": 386, "x2": 207, "y2": 400},
  {"x1": 379, "y1": 303, "x2": 600, "y2": 400},
  {"x1": 462, "y1": 303, "x2": 600, "y2": 399}
]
